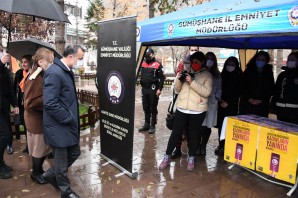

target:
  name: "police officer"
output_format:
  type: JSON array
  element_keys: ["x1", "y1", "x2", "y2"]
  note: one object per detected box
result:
[
  {"x1": 139, "y1": 48, "x2": 165, "y2": 134},
  {"x1": 273, "y1": 52, "x2": 298, "y2": 124}
]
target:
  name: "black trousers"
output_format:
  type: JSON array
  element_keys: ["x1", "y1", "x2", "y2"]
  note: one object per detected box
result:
[
  {"x1": 0, "y1": 106, "x2": 10, "y2": 165},
  {"x1": 166, "y1": 110, "x2": 206, "y2": 157},
  {"x1": 48, "y1": 144, "x2": 81, "y2": 194},
  {"x1": 142, "y1": 88, "x2": 159, "y2": 125}
]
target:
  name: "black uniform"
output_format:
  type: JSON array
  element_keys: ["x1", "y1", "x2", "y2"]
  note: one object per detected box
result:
[
  {"x1": 140, "y1": 58, "x2": 165, "y2": 127},
  {"x1": 272, "y1": 66, "x2": 298, "y2": 124}
]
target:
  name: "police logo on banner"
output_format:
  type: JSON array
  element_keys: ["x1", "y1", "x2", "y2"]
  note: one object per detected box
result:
[
  {"x1": 105, "y1": 71, "x2": 125, "y2": 104},
  {"x1": 288, "y1": 5, "x2": 298, "y2": 26},
  {"x1": 136, "y1": 26, "x2": 141, "y2": 42},
  {"x1": 167, "y1": 23, "x2": 174, "y2": 36}
]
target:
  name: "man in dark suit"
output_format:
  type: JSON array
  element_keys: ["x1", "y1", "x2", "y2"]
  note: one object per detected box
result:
[
  {"x1": 0, "y1": 52, "x2": 19, "y2": 179},
  {"x1": 42, "y1": 45, "x2": 84, "y2": 198}
]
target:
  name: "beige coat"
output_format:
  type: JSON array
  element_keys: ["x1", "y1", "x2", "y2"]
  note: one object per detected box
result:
[{"x1": 175, "y1": 68, "x2": 212, "y2": 112}]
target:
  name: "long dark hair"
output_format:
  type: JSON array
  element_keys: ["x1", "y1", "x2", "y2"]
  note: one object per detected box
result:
[
  {"x1": 205, "y1": 52, "x2": 220, "y2": 77},
  {"x1": 221, "y1": 56, "x2": 242, "y2": 77},
  {"x1": 246, "y1": 51, "x2": 271, "y2": 70},
  {"x1": 21, "y1": 54, "x2": 33, "y2": 68}
]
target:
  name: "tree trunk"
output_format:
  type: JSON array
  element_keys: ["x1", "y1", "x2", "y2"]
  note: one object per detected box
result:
[
  {"x1": 55, "y1": 0, "x2": 66, "y2": 54},
  {"x1": 268, "y1": 49, "x2": 274, "y2": 64},
  {"x1": 149, "y1": 0, "x2": 154, "y2": 18},
  {"x1": 274, "y1": 49, "x2": 283, "y2": 77},
  {"x1": 0, "y1": 23, "x2": 2, "y2": 46}
]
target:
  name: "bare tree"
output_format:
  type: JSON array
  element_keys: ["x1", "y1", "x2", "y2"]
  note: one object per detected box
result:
[
  {"x1": 105, "y1": 0, "x2": 132, "y2": 19},
  {"x1": 0, "y1": 12, "x2": 54, "y2": 43},
  {"x1": 170, "y1": 46, "x2": 188, "y2": 72},
  {"x1": 55, "y1": 0, "x2": 66, "y2": 54}
]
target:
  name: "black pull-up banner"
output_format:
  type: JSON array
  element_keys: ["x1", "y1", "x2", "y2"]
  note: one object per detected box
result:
[{"x1": 97, "y1": 16, "x2": 137, "y2": 178}]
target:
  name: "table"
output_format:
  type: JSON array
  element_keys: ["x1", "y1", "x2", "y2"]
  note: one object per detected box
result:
[{"x1": 220, "y1": 115, "x2": 298, "y2": 196}]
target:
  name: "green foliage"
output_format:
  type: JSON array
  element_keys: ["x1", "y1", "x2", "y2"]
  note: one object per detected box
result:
[
  {"x1": 79, "y1": 104, "x2": 89, "y2": 115},
  {"x1": 85, "y1": 0, "x2": 105, "y2": 34}
]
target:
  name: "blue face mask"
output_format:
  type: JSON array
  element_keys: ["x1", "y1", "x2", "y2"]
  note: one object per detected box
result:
[{"x1": 256, "y1": 60, "x2": 266, "y2": 69}]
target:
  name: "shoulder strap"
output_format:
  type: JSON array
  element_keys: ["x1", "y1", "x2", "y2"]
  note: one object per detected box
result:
[{"x1": 168, "y1": 91, "x2": 178, "y2": 114}]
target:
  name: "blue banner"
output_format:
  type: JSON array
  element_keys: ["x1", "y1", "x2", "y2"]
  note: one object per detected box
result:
[{"x1": 139, "y1": 3, "x2": 298, "y2": 42}]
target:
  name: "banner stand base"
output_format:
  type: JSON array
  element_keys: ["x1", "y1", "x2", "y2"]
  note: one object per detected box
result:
[
  {"x1": 228, "y1": 163, "x2": 297, "y2": 196},
  {"x1": 100, "y1": 153, "x2": 138, "y2": 179}
]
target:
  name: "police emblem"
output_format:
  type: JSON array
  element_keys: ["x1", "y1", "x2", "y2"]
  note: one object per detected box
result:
[
  {"x1": 105, "y1": 71, "x2": 125, "y2": 104},
  {"x1": 288, "y1": 6, "x2": 298, "y2": 26},
  {"x1": 167, "y1": 23, "x2": 174, "y2": 36}
]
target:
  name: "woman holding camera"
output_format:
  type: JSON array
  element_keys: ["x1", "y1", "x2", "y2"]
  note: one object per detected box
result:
[{"x1": 159, "y1": 51, "x2": 212, "y2": 172}]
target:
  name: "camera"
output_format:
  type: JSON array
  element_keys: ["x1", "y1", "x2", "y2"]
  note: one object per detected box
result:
[{"x1": 179, "y1": 70, "x2": 194, "y2": 82}]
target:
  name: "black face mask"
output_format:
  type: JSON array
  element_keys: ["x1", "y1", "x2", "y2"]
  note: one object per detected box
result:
[{"x1": 145, "y1": 54, "x2": 152, "y2": 62}]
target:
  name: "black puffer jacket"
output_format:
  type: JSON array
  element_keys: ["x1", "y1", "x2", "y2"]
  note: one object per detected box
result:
[{"x1": 239, "y1": 64, "x2": 275, "y2": 117}]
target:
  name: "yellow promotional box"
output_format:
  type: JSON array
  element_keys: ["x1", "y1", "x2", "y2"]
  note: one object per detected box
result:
[
  {"x1": 256, "y1": 127, "x2": 298, "y2": 184},
  {"x1": 224, "y1": 117, "x2": 259, "y2": 170}
]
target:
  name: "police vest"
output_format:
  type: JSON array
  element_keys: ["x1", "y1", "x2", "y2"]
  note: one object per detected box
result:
[{"x1": 140, "y1": 61, "x2": 161, "y2": 86}]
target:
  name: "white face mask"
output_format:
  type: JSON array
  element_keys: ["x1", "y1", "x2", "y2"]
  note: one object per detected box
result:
[
  {"x1": 287, "y1": 61, "x2": 296, "y2": 69},
  {"x1": 206, "y1": 60, "x2": 214, "y2": 68},
  {"x1": 226, "y1": 65, "x2": 235, "y2": 72},
  {"x1": 189, "y1": 51, "x2": 196, "y2": 55},
  {"x1": 184, "y1": 63, "x2": 191, "y2": 71}
]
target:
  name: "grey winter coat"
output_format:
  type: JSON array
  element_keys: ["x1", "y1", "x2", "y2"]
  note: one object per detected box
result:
[
  {"x1": 43, "y1": 58, "x2": 79, "y2": 148},
  {"x1": 202, "y1": 75, "x2": 222, "y2": 128}
]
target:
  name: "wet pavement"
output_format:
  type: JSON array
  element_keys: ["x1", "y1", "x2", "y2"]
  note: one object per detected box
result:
[{"x1": 0, "y1": 81, "x2": 296, "y2": 198}]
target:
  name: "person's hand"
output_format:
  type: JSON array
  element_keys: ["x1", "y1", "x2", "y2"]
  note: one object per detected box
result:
[
  {"x1": 249, "y1": 98, "x2": 262, "y2": 105},
  {"x1": 185, "y1": 74, "x2": 193, "y2": 84},
  {"x1": 14, "y1": 107, "x2": 19, "y2": 115},
  {"x1": 178, "y1": 72, "x2": 182, "y2": 79},
  {"x1": 221, "y1": 101, "x2": 228, "y2": 108},
  {"x1": 248, "y1": 98, "x2": 254, "y2": 104},
  {"x1": 254, "y1": 100, "x2": 262, "y2": 105},
  {"x1": 0, "y1": 53, "x2": 10, "y2": 64},
  {"x1": 156, "y1": 89, "x2": 161, "y2": 97}
]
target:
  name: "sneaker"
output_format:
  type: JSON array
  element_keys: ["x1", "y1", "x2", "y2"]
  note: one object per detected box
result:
[
  {"x1": 148, "y1": 125, "x2": 156, "y2": 134},
  {"x1": 6, "y1": 146, "x2": 14, "y2": 155},
  {"x1": 187, "y1": 156, "x2": 195, "y2": 172},
  {"x1": 159, "y1": 155, "x2": 170, "y2": 170}
]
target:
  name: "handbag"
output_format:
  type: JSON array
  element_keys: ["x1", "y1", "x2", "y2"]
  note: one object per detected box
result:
[{"x1": 166, "y1": 92, "x2": 178, "y2": 130}]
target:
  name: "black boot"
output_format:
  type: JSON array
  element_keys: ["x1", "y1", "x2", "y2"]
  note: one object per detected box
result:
[
  {"x1": 148, "y1": 125, "x2": 156, "y2": 134},
  {"x1": 138, "y1": 123, "x2": 150, "y2": 132},
  {"x1": 171, "y1": 146, "x2": 182, "y2": 159},
  {"x1": 201, "y1": 127, "x2": 212, "y2": 156},
  {"x1": 41, "y1": 168, "x2": 59, "y2": 190},
  {"x1": 0, "y1": 147, "x2": 12, "y2": 179},
  {"x1": 30, "y1": 156, "x2": 48, "y2": 184},
  {"x1": 215, "y1": 140, "x2": 225, "y2": 156},
  {"x1": 22, "y1": 145, "x2": 29, "y2": 154}
]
